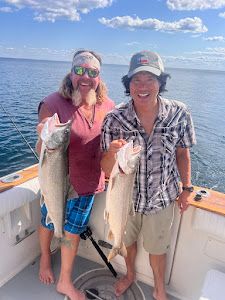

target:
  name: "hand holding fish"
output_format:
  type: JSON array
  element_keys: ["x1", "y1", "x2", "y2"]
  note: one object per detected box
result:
[
  {"x1": 108, "y1": 139, "x2": 127, "y2": 154},
  {"x1": 101, "y1": 139, "x2": 127, "y2": 177}
]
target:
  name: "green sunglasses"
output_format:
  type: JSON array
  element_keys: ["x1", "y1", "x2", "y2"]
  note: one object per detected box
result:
[{"x1": 72, "y1": 66, "x2": 99, "y2": 78}]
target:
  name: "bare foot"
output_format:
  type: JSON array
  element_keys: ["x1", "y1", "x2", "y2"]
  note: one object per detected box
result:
[
  {"x1": 57, "y1": 281, "x2": 85, "y2": 300},
  {"x1": 114, "y1": 275, "x2": 134, "y2": 297},
  {"x1": 39, "y1": 254, "x2": 54, "y2": 284},
  {"x1": 153, "y1": 289, "x2": 168, "y2": 300}
]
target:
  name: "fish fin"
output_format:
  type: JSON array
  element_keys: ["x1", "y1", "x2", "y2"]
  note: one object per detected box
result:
[
  {"x1": 107, "y1": 248, "x2": 119, "y2": 261},
  {"x1": 108, "y1": 230, "x2": 114, "y2": 240},
  {"x1": 104, "y1": 209, "x2": 109, "y2": 223},
  {"x1": 119, "y1": 243, "x2": 127, "y2": 258},
  {"x1": 129, "y1": 201, "x2": 135, "y2": 216},
  {"x1": 107, "y1": 243, "x2": 127, "y2": 261}
]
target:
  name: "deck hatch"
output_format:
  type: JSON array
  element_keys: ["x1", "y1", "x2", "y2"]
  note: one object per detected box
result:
[{"x1": 65, "y1": 268, "x2": 145, "y2": 300}]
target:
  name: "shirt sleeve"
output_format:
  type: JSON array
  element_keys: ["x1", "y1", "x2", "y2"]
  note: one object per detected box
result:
[{"x1": 177, "y1": 109, "x2": 196, "y2": 148}]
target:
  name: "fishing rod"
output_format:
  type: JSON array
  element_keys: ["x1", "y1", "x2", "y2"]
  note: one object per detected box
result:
[
  {"x1": 80, "y1": 226, "x2": 117, "y2": 278},
  {"x1": 0, "y1": 103, "x2": 39, "y2": 162}
]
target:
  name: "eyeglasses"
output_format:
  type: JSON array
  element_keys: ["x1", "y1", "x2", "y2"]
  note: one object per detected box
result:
[{"x1": 72, "y1": 66, "x2": 99, "y2": 78}]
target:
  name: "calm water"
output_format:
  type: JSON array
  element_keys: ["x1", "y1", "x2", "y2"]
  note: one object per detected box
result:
[{"x1": 0, "y1": 57, "x2": 224, "y2": 193}]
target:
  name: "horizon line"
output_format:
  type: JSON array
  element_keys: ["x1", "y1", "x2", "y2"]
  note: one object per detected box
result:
[{"x1": 1, "y1": 56, "x2": 225, "y2": 73}]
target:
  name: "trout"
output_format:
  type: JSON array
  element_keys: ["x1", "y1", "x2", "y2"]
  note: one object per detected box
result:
[
  {"x1": 38, "y1": 113, "x2": 73, "y2": 238},
  {"x1": 104, "y1": 141, "x2": 141, "y2": 261}
]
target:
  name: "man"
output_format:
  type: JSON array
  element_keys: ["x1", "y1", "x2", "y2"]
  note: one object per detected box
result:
[
  {"x1": 101, "y1": 50, "x2": 196, "y2": 300},
  {"x1": 36, "y1": 49, "x2": 114, "y2": 300}
]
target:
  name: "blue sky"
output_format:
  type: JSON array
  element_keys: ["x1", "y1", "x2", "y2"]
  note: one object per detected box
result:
[{"x1": 0, "y1": 0, "x2": 225, "y2": 70}]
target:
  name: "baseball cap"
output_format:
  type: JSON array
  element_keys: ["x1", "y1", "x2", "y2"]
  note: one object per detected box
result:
[{"x1": 127, "y1": 50, "x2": 164, "y2": 78}]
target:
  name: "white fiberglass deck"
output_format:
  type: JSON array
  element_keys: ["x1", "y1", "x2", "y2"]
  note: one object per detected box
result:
[{"x1": 0, "y1": 250, "x2": 178, "y2": 300}]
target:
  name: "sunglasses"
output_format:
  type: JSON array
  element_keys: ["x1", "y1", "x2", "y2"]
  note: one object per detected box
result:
[{"x1": 72, "y1": 66, "x2": 99, "y2": 78}]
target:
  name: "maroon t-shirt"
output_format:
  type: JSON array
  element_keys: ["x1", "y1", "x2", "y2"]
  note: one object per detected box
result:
[{"x1": 39, "y1": 92, "x2": 115, "y2": 196}]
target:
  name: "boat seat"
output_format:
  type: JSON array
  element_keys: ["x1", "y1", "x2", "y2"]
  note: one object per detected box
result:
[
  {"x1": 199, "y1": 269, "x2": 225, "y2": 300},
  {"x1": 0, "y1": 178, "x2": 40, "y2": 217}
]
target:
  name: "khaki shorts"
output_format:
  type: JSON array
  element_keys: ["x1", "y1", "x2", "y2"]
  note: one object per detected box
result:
[{"x1": 124, "y1": 203, "x2": 175, "y2": 255}]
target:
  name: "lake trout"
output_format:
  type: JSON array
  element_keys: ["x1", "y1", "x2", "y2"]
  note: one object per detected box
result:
[
  {"x1": 104, "y1": 141, "x2": 142, "y2": 261},
  {"x1": 38, "y1": 113, "x2": 73, "y2": 238}
]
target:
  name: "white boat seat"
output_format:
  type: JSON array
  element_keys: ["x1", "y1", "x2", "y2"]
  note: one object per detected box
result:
[
  {"x1": 199, "y1": 269, "x2": 225, "y2": 300},
  {"x1": 0, "y1": 178, "x2": 40, "y2": 217}
]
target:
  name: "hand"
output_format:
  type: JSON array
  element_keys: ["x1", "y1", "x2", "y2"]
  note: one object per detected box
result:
[
  {"x1": 108, "y1": 139, "x2": 127, "y2": 154},
  {"x1": 177, "y1": 190, "x2": 190, "y2": 214}
]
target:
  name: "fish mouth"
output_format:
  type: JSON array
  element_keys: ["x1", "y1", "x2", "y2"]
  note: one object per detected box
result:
[
  {"x1": 52, "y1": 113, "x2": 71, "y2": 127},
  {"x1": 55, "y1": 119, "x2": 72, "y2": 127}
]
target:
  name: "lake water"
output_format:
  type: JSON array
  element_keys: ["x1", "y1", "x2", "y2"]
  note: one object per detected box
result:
[{"x1": 0, "y1": 57, "x2": 224, "y2": 193}]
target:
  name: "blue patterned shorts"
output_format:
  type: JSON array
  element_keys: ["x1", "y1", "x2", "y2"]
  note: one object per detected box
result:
[{"x1": 40, "y1": 194, "x2": 95, "y2": 234}]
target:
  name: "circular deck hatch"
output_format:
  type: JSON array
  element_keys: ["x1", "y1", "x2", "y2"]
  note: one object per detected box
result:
[{"x1": 64, "y1": 268, "x2": 145, "y2": 300}]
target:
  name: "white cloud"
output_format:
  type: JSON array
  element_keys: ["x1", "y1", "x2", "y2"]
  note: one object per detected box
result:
[
  {"x1": 203, "y1": 36, "x2": 225, "y2": 41},
  {"x1": 167, "y1": 0, "x2": 225, "y2": 11},
  {"x1": 206, "y1": 47, "x2": 225, "y2": 54},
  {"x1": 164, "y1": 49, "x2": 225, "y2": 70},
  {"x1": 219, "y1": 11, "x2": 225, "y2": 17},
  {"x1": 125, "y1": 42, "x2": 140, "y2": 46},
  {"x1": 0, "y1": 0, "x2": 113, "y2": 22},
  {"x1": 183, "y1": 48, "x2": 225, "y2": 63},
  {"x1": 0, "y1": 44, "x2": 76, "y2": 60},
  {"x1": 99, "y1": 16, "x2": 208, "y2": 33},
  {"x1": 0, "y1": 6, "x2": 13, "y2": 12}
]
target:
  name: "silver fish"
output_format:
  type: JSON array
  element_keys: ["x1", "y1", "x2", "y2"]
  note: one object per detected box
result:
[
  {"x1": 104, "y1": 141, "x2": 142, "y2": 261},
  {"x1": 38, "y1": 113, "x2": 73, "y2": 238}
]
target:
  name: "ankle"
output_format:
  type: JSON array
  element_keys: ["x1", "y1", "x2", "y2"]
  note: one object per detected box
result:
[
  {"x1": 126, "y1": 272, "x2": 135, "y2": 281},
  {"x1": 154, "y1": 289, "x2": 168, "y2": 300}
]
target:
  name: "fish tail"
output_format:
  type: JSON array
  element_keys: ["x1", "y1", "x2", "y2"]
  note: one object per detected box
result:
[
  {"x1": 54, "y1": 228, "x2": 63, "y2": 238},
  {"x1": 108, "y1": 230, "x2": 114, "y2": 240},
  {"x1": 104, "y1": 209, "x2": 109, "y2": 223},
  {"x1": 107, "y1": 248, "x2": 119, "y2": 261},
  {"x1": 119, "y1": 242, "x2": 127, "y2": 258},
  {"x1": 107, "y1": 243, "x2": 127, "y2": 262}
]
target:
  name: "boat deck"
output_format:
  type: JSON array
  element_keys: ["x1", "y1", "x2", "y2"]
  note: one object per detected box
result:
[{"x1": 0, "y1": 250, "x2": 178, "y2": 300}]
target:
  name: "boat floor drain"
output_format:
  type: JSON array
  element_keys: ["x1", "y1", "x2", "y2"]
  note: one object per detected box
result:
[{"x1": 64, "y1": 268, "x2": 145, "y2": 300}]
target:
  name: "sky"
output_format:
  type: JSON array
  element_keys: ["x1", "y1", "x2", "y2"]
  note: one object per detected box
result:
[{"x1": 0, "y1": 0, "x2": 225, "y2": 70}]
